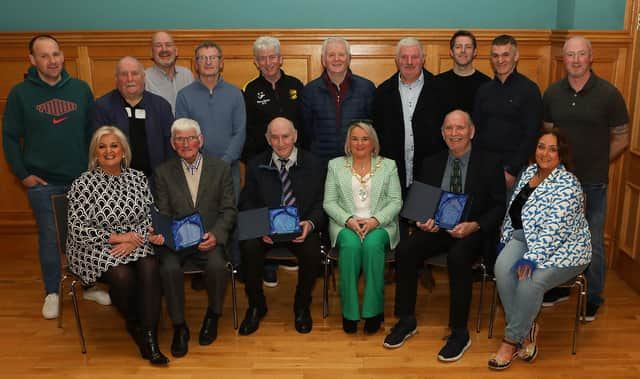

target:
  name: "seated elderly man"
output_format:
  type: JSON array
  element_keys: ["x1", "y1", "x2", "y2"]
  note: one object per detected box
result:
[
  {"x1": 384, "y1": 110, "x2": 506, "y2": 362},
  {"x1": 153, "y1": 118, "x2": 237, "y2": 358},
  {"x1": 94, "y1": 56, "x2": 174, "y2": 179},
  {"x1": 239, "y1": 117, "x2": 326, "y2": 335}
]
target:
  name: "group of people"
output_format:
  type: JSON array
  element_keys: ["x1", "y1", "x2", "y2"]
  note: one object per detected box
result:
[{"x1": 2, "y1": 29, "x2": 629, "y2": 369}]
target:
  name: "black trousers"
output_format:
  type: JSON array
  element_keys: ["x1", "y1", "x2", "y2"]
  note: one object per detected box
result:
[
  {"x1": 241, "y1": 233, "x2": 321, "y2": 310},
  {"x1": 394, "y1": 229, "x2": 482, "y2": 330},
  {"x1": 158, "y1": 245, "x2": 228, "y2": 325}
]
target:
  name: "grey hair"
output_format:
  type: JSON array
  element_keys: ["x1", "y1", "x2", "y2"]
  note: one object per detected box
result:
[
  {"x1": 171, "y1": 118, "x2": 202, "y2": 137},
  {"x1": 321, "y1": 37, "x2": 351, "y2": 58},
  {"x1": 253, "y1": 36, "x2": 281, "y2": 57},
  {"x1": 115, "y1": 56, "x2": 145, "y2": 77},
  {"x1": 395, "y1": 37, "x2": 424, "y2": 59},
  {"x1": 562, "y1": 36, "x2": 592, "y2": 56}
]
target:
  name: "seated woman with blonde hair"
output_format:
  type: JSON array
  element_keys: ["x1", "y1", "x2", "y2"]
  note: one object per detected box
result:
[
  {"x1": 489, "y1": 129, "x2": 591, "y2": 370},
  {"x1": 66, "y1": 126, "x2": 168, "y2": 365},
  {"x1": 323, "y1": 120, "x2": 402, "y2": 335}
]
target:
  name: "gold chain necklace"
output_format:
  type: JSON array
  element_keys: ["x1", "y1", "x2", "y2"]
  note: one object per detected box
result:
[{"x1": 345, "y1": 157, "x2": 383, "y2": 201}]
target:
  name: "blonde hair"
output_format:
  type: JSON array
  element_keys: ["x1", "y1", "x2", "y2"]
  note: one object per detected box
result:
[
  {"x1": 344, "y1": 120, "x2": 380, "y2": 156},
  {"x1": 88, "y1": 126, "x2": 132, "y2": 171}
]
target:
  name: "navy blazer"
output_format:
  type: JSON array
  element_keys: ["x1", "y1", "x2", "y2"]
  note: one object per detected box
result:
[
  {"x1": 419, "y1": 147, "x2": 506, "y2": 267},
  {"x1": 94, "y1": 89, "x2": 174, "y2": 170},
  {"x1": 240, "y1": 149, "x2": 327, "y2": 232}
]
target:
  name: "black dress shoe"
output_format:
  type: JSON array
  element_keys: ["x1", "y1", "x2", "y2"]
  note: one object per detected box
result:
[
  {"x1": 294, "y1": 307, "x2": 312, "y2": 334},
  {"x1": 343, "y1": 317, "x2": 358, "y2": 334},
  {"x1": 199, "y1": 309, "x2": 219, "y2": 345},
  {"x1": 364, "y1": 314, "x2": 383, "y2": 335},
  {"x1": 239, "y1": 306, "x2": 267, "y2": 336},
  {"x1": 171, "y1": 324, "x2": 190, "y2": 357}
]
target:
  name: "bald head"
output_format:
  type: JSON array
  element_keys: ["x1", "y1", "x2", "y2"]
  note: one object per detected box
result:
[
  {"x1": 441, "y1": 110, "x2": 475, "y2": 156},
  {"x1": 266, "y1": 117, "x2": 297, "y2": 159},
  {"x1": 116, "y1": 56, "x2": 145, "y2": 102},
  {"x1": 151, "y1": 31, "x2": 178, "y2": 69},
  {"x1": 562, "y1": 36, "x2": 592, "y2": 80}
]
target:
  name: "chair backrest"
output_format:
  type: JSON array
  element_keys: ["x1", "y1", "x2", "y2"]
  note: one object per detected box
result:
[{"x1": 51, "y1": 194, "x2": 69, "y2": 258}]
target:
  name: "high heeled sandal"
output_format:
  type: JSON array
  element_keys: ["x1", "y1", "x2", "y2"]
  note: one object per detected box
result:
[
  {"x1": 518, "y1": 322, "x2": 539, "y2": 362},
  {"x1": 488, "y1": 339, "x2": 520, "y2": 370}
]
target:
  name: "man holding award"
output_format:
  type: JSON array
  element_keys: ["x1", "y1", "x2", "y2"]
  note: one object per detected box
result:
[
  {"x1": 383, "y1": 110, "x2": 505, "y2": 362},
  {"x1": 238, "y1": 117, "x2": 326, "y2": 336},
  {"x1": 153, "y1": 118, "x2": 237, "y2": 358}
]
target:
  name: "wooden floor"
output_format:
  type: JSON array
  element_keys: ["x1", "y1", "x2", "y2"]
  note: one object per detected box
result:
[{"x1": 1, "y1": 235, "x2": 640, "y2": 379}]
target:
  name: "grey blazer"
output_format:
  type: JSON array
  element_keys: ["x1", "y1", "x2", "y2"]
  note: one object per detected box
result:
[{"x1": 153, "y1": 154, "x2": 237, "y2": 245}]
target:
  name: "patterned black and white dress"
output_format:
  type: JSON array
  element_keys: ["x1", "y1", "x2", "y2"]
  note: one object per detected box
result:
[{"x1": 66, "y1": 168, "x2": 155, "y2": 284}]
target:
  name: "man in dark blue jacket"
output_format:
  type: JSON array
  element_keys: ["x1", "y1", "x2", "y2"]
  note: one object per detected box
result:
[
  {"x1": 94, "y1": 56, "x2": 174, "y2": 178},
  {"x1": 300, "y1": 37, "x2": 375, "y2": 162}
]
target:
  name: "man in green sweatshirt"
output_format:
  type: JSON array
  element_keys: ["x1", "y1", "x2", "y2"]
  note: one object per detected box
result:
[{"x1": 2, "y1": 34, "x2": 109, "y2": 320}]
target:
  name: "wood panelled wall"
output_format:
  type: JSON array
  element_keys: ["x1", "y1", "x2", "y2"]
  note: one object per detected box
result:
[{"x1": 0, "y1": 29, "x2": 636, "y2": 266}]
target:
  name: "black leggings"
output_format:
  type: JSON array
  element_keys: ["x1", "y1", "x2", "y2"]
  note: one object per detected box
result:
[{"x1": 101, "y1": 255, "x2": 162, "y2": 330}]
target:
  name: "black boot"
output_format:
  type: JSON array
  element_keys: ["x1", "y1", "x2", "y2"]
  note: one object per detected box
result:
[{"x1": 141, "y1": 330, "x2": 169, "y2": 365}]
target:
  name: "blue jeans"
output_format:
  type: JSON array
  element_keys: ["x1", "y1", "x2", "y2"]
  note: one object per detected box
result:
[
  {"x1": 495, "y1": 230, "x2": 588, "y2": 343},
  {"x1": 583, "y1": 184, "x2": 607, "y2": 306},
  {"x1": 26, "y1": 184, "x2": 69, "y2": 294}
]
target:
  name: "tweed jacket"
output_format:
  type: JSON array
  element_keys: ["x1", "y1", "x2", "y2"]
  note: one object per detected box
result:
[
  {"x1": 153, "y1": 154, "x2": 237, "y2": 246},
  {"x1": 323, "y1": 156, "x2": 402, "y2": 248},
  {"x1": 501, "y1": 163, "x2": 592, "y2": 268}
]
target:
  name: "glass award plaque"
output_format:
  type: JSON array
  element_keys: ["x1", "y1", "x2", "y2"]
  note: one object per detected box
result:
[
  {"x1": 172, "y1": 212, "x2": 205, "y2": 250},
  {"x1": 151, "y1": 206, "x2": 204, "y2": 251},
  {"x1": 269, "y1": 206, "x2": 302, "y2": 242},
  {"x1": 434, "y1": 192, "x2": 468, "y2": 230}
]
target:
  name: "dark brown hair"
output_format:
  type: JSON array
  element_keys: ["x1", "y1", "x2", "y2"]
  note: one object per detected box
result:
[{"x1": 529, "y1": 128, "x2": 574, "y2": 172}]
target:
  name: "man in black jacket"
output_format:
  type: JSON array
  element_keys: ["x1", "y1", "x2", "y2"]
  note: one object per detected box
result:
[
  {"x1": 238, "y1": 117, "x2": 326, "y2": 336},
  {"x1": 384, "y1": 110, "x2": 505, "y2": 362}
]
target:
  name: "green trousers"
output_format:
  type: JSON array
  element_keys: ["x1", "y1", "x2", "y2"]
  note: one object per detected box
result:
[{"x1": 336, "y1": 227, "x2": 390, "y2": 321}]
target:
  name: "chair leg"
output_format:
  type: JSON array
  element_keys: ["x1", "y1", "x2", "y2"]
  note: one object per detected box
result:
[
  {"x1": 58, "y1": 274, "x2": 68, "y2": 329},
  {"x1": 70, "y1": 280, "x2": 87, "y2": 354},
  {"x1": 475, "y1": 265, "x2": 487, "y2": 333},
  {"x1": 323, "y1": 255, "x2": 329, "y2": 319},
  {"x1": 229, "y1": 263, "x2": 238, "y2": 330},
  {"x1": 488, "y1": 278, "x2": 498, "y2": 338}
]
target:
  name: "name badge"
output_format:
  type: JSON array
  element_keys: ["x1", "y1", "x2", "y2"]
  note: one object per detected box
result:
[{"x1": 135, "y1": 109, "x2": 146, "y2": 119}]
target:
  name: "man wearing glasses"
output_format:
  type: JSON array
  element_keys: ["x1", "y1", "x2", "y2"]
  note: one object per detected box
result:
[
  {"x1": 176, "y1": 41, "x2": 246, "y2": 270},
  {"x1": 176, "y1": 41, "x2": 246, "y2": 201},
  {"x1": 145, "y1": 31, "x2": 194, "y2": 114}
]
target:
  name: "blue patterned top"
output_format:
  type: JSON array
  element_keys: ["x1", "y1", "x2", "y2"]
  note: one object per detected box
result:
[{"x1": 501, "y1": 163, "x2": 591, "y2": 269}]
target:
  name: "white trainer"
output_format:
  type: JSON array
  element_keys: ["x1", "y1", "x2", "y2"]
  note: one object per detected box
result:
[
  {"x1": 82, "y1": 287, "x2": 112, "y2": 305},
  {"x1": 42, "y1": 293, "x2": 60, "y2": 319}
]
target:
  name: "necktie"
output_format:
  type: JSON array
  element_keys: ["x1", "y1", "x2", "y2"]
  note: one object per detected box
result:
[
  {"x1": 450, "y1": 158, "x2": 462, "y2": 193},
  {"x1": 279, "y1": 158, "x2": 296, "y2": 206}
]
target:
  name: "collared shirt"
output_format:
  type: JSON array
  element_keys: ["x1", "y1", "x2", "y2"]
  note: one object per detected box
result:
[
  {"x1": 271, "y1": 147, "x2": 298, "y2": 171},
  {"x1": 180, "y1": 153, "x2": 203, "y2": 206},
  {"x1": 440, "y1": 147, "x2": 471, "y2": 192},
  {"x1": 398, "y1": 71, "x2": 424, "y2": 187},
  {"x1": 145, "y1": 64, "x2": 194, "y2": 114}
]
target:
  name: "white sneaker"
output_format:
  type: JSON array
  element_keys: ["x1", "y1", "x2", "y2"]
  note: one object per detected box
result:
[
  {"x1": 42, "y1": 293, "x2": 60, "y2": 319},
  {"x1": 82, "y1": 287, "x2": 111, "y2": 305}
]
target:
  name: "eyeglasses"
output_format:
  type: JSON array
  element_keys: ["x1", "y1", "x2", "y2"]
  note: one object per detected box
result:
[
  {"x1": 197, "y1": 55, "x2": 221, "y2": 62},
  {"x1": 173, "y1": 135, "x2": 200, "y2": 144}
]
